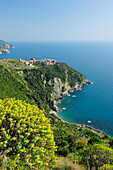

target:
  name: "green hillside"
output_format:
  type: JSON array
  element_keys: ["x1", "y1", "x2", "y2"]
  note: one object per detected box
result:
[
  {"x1": 0, "y1": 60, "x2": 86, "y2": 112},
  {"x1": 0, "y1": 59, "x2": 113, "y2": 169}
]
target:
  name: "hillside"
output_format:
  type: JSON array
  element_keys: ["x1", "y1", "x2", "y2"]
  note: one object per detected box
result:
[
  {"x1": 0, "y1": 40, "x2": 14, "y2": 54},
  {"x1": 0, "y1": 59, "x2": 113, "y2": 169},
  {"x1": 0, "y1": 59, "x2": 86, "y2": 112}
]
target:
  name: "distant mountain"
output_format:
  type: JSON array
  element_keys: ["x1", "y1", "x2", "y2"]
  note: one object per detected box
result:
[{"x1": 0, "y1": 40, "x2": 14, "y2": 54}]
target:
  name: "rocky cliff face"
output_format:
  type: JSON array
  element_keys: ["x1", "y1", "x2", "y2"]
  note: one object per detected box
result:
[
  {"x1": 7, "y1": 61, "x2": 87, "y2": 112},
  {"x1": 0, "y1": 40, "x2": 14, "y2": 49},
  {"x1": 0, "y1": 59, "x2": 91, "y2": 114},
  {"x1": 48, "y1": 76, "x2": 87, "y2": 111},
  {"x1": 48, "y1": 77, "x2": 70, "y2": 111},
  {"x1": 49, "y1": 77, "x2": 87, "y2": 98},
  {"x1": 49, "y1": 78, "x2": 64, "y2": 99},
  {"x1": 0, "y1": 40, "x2": 14, "y2": 54}
]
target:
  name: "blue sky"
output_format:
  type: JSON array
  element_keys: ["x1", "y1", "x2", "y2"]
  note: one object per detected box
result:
[{"x1": 0, "y1": 0, "x2": 113, "y2": 41}]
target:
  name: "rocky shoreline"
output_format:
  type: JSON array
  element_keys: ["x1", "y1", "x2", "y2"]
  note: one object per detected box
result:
[
  {"x1": 78, "y1": 124, "x2": 106, "y2": 137},
  {"x1": 50, "y1": 80, "x2": 106, "y2": 137},
  {"x1": 51, "y1": 110, "x2": 106, "y2": 137},
  {"x1": 51, "y1": 79, "x2": 93, "y2": 112}
]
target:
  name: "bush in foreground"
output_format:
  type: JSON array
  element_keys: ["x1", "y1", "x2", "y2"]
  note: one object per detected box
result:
[
  {"x1": 79, "y1": 144, "x2": 113, "y2": 170},
  {"x1": 0, "y1": 98, "x2": 57, "y2": 169}
]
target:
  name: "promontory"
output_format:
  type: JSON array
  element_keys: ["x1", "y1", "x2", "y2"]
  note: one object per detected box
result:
[{"x1": 0, "y1": 40, "x2": 15, "y2": 54}]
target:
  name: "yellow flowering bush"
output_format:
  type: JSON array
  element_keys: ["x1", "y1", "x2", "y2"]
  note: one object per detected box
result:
[{"x1": 0, "y1": 98, "x2": 57, "y2": 169}]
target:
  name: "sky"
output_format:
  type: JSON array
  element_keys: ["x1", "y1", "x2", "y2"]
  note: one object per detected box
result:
[{"x1": 0, "y1": 0, "x2": 113, "y2": 41}]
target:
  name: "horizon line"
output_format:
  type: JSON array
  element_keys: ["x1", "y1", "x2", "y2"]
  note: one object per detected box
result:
[{"x1": 7, "y1": 40, "x2": 113, "y2": 43}]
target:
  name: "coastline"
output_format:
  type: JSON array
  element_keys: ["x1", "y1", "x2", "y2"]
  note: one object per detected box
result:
[
  {"x1": 52, "y1": 79, "x2": 93, "y2": 112},
  {"x1": 50, "y1": 80, "x2": 106, "y2": 137},
  {"x1": 51, "y1": 110, "x2": 106, "y2": 137}
]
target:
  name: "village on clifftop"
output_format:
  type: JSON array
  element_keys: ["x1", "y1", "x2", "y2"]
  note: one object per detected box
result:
[{"x1": 20, "y1": 58, "x2": 56, "y2": 67}]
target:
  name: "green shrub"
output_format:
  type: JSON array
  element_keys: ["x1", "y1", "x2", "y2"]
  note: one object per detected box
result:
[
  {"x1": 0, "y1": 98, "x2": 57, "y2": 169},
  {"x1": 79, "y1": 144, "x2": 113, "y2": 170},
  {"x1": 100, "y1": 164, "x2": 113, "y2": 170},
  {"x1": 75, "y1": 140, "x2": 87, "y2": 149},
  {"x1": 88, "y1": 136, "x2": 101, "y2": 145}
]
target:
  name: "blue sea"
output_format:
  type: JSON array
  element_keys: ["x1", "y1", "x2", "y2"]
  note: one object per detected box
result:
[{"x1": 1, "y1": 41, "x2": 113, "y2": 136}]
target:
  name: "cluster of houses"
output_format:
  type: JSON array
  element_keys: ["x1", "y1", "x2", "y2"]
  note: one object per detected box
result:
[{"x1": 20, "y1": 58, "x2": 56, "y2": 67}]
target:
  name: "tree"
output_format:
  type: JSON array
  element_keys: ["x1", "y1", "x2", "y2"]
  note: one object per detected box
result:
[
  {"x1": 79, "y1": 144, "x2": 113, "y2": 170},
  {"x1": 0, "y1": 98, "x2": 57, "y2": 169}
]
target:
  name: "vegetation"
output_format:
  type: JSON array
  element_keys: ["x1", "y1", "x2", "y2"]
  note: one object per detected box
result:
[
  {"x1": 55, "y1": 157, "x2": 85, "y2": 170},
  {"x1": 0, "y1": 61, "x2": 86, "y2": 113},
  {"x1": 0, "y1": 98, "x2": 57, "y2": 169},
  {"x1": 0, "y1": 59, "x2": 113, "y2": 169},
  {"x1": 109, "y1": 137, "x2": 113, "y2": 148},
  {"x1": 0, "y1": 58, "x2": 28, "y2": 69},
  {"x1": 79, "y1": 144, "x2": 113, "y2": 170}
]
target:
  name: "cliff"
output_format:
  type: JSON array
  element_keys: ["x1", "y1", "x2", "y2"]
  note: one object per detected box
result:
[
  {"x1": 48, "y1": 75, "x2": 87, "y2": 111},
  {"x1": 1, "y1": 59, "x2": 113, "y2": 170},
  {"x1": 0, "y1": 40, "x2": 14, "y2": 54},
  {"x1": 0, "y1": 61, "x2": 86, "y2": 112},
  {"x1": 22, "y1": 62, "x2": 87, "y2": 111}
]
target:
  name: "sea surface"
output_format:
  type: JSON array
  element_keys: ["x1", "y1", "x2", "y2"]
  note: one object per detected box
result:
[{"x1": 1, "y1": 41, "x2": 113, "y2": 136}]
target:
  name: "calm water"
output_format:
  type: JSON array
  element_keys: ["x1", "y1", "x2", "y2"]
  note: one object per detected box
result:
[{"x1": 1, "y1": 41, "x2": 113, "y2": 136}]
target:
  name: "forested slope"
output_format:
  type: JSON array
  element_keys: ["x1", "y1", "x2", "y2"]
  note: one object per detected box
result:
[{"x1": 0, "y1": 60, "x2": 113, "y2": 169}]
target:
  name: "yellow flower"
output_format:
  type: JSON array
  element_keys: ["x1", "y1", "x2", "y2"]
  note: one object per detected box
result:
[
  {"x1": 3, "y1": 144, "x2": 7, "y2": 147},
  {"x1": 31, "y1": 143, "x2": 34, "y2": 148},
  {"x1": 29, "y1": 162, "x2": 33, "y2": 166},
  {"x1": 12, "y1": 137, "x2": 16, "y2": 140},
  {"x1": 27, "y1": 132, "x2": 30, "y2": 136}
]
